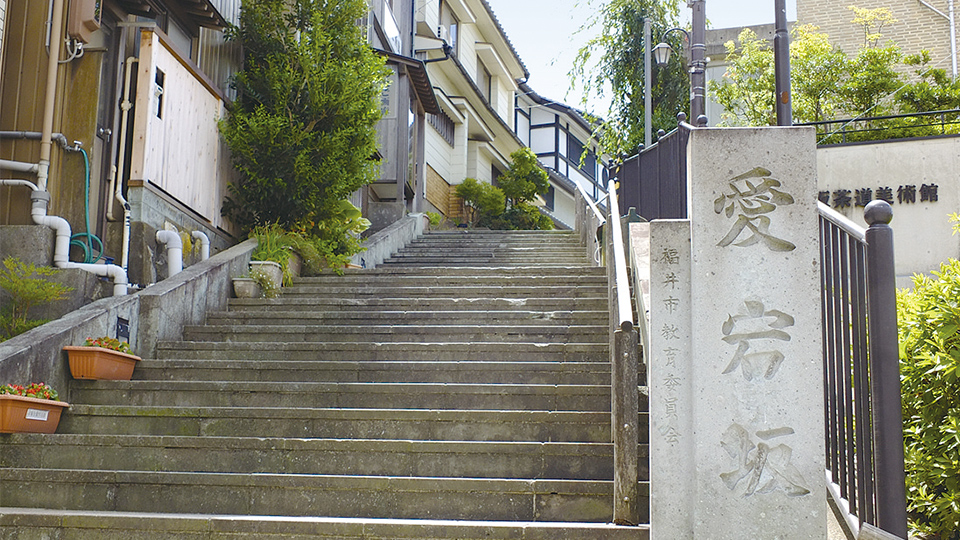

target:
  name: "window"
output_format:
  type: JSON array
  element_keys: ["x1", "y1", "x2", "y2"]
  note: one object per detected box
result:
[
  {"x1": 428, "y1": 111, "x2": 455, "y2": 147},
  {"x1": 477, "y1": 61, "x2": 491, "y2": 103},
  {"x1": 543, "y1": 185, "x2": 556, "y2": 210},
  {"x1": 439, "y1": 1, "x2": 459, "y2": 53}
]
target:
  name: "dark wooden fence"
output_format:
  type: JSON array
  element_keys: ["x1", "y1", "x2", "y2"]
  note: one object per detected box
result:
[{"x1": 616, "y1": 124, "x2": 691, "y2": 220}]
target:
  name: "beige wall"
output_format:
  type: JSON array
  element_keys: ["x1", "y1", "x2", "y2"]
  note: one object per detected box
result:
[
  {"x1": 798, "y1": 0, "x2": 957, "y2": 73},
  {"x1": 816, "y1": 136, "x2": 960, "y2": 287}
]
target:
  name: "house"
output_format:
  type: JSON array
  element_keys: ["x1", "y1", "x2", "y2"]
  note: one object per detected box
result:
[
  {"x1": 412, "y1": 0, "x2": 529, "y2": 223},
  {"x1": 0, "y1": 0, "x2": 440, "y2": 286},
  {"x1": 0, "y1": 0, "x2": 240, "y2": 289},
  {"x1": 514, "y1": 82, "x2": 611, "y2": 229}
]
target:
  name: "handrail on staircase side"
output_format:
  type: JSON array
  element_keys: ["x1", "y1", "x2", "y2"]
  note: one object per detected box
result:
[
  {"x1": 608, "y1": 179, "x2": 634, "y2": 331},
  {"x1": 576, "y1": 178, "x2": 607, "y2": 226},
  {"x1": 606, "y1": 178, "x2": 640, "y2": 526}
]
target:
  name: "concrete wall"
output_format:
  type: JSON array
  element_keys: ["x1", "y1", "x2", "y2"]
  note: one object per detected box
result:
[
  {"x1": 0, "y1": 238, "x2": 255, "y2": 401},
  {"x1": 816, "y1": 136, "x2": 960, "y2": 287},
  {"x1": 352, "y1": 213, "x2": 429, "y2": 269}
]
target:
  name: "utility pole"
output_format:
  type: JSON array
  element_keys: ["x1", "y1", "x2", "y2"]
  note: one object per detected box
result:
[
  {"x1": 689, "y1": 0, "x2": 707, "y2": 124},
  {"x1": 644, "y1": 18, "x2": 652, "y2": 148},
  {"x1": 774, "y1": 0, "x2": 792, "y2": 125}
]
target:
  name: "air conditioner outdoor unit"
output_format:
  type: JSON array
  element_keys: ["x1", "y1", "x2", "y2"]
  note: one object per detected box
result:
[{"x1": 437, "y1": 26, "x2": 449, "y2": 44}]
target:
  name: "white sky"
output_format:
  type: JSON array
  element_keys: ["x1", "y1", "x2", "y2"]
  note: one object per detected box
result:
[{"x1": 486, "y1": 0, "x2": 798, "y2": 112}]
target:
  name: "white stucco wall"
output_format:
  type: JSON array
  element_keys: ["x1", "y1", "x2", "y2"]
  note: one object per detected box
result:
[{"x1": 816, "y1": 136, "x2": 960, "y2": 288}]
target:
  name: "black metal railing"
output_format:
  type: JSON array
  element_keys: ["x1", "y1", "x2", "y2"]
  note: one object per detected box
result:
[
  {"x1": 798, "y1": 109, "x2": 960, "y2": 145},
  {"x1": 819, "y1": 200, "x2": 907, "y2": 539}
]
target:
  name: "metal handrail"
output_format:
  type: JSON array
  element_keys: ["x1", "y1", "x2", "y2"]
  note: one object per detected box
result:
[
  {"x1": 576, "y1": 178, "x2": 607, "y2": 226},
  {"x1": 608, "y1": 178, "x2": 634, "y2": 329}
]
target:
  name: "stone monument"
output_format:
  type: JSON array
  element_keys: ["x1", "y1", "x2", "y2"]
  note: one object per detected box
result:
[{"x1": 649, "y1": 126, "x2": 826, "y2": 538}]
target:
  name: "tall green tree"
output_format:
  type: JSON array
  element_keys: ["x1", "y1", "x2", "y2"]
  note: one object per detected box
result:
[
  {"x1": 220, "y1": 0, "x2": 390, "y2": 235},
  {"x1": 569, "y1": 0, "x2": 689, "y2": 157}
]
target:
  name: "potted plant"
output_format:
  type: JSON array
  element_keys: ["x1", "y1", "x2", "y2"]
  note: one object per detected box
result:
[
  {"x1": 0, "y1": 383, "x2": 69, "y2": 433},
  {"x1": 64, "y1": 337, "x2": 140, "y2": 380}
]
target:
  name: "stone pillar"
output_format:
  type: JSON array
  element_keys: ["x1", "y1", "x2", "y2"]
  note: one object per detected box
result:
[{"x1": 650, "y1": 127, "x2": 826, "y2": 539}]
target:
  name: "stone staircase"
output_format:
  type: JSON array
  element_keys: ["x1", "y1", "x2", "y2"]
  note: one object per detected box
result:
[{"x1": 0, "y1": 229, "x2": 650, "y2": 539}]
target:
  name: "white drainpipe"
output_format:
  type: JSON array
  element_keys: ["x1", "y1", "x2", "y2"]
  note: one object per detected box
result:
[
  {"x1": 919, "y1": 0, "x2": 958, "y2": 78},
  {"x1": 156, "y1": 230, "x2": 183, "y2": 277},
  {"x1": 191, "y1": 230, "x2": 210, "y2": 261},
  {"x1": 38, "y1": 0, "x2": 65, "y2": 192},
  {"x1": 29, "y1": 191, "x2": 128, "y2": 295},
  {"x1": 109, "y1": 56, "x2": 138, "y2": 219}
]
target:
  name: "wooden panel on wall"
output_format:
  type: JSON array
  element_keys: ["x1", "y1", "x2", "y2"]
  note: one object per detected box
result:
[
  {"x1": 425, "y1": 164, "x2": 449, "y2": 214},
  {"x1": 129, "y1": 29, "x2": 226, "y2": 229}
]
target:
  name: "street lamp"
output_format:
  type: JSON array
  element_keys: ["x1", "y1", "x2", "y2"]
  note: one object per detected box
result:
[{"x1": 652, "y1": 0, "x2": 707, "y2": 125}]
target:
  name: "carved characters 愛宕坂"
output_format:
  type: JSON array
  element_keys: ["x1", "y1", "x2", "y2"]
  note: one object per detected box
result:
[
  {"x1": 714, "y1": 167, "x2": 796, "y2": 252},
  {"x1": 721, "y1": 299, "x2": 795, "y2": 381},
  {"x1": 720, "y1": 423, "x2": 811, "y2": 498}
]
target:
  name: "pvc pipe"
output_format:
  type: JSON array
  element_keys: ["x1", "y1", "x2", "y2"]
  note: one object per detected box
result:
[
  {"x1": 0, "y1": 131, "x2": 72, "y2": 150},
  {"x1": 29, "y1": 191, "x2": 128, "y2": 295},
  {"x1": 0, "y1": 178, "x2": 39, "y2": 191},
  {"x1": 0, "y1": 159, "x2": 40, "y2": 173},
  {"x1": 39, "y1": 0, "x2": 65, "y2": 191},
  {"x1": 109, "y1": 57, "x2": 138, "y2": 219},
  {"x1": 156, "y1": 230, "x2": 183, "y2": 277},
  {"x1": 951, "y1": 0, "x2": 957, "y2": 78},
  {"x1": 192, "y1": 230, "x2": 210, "y2": 260}
]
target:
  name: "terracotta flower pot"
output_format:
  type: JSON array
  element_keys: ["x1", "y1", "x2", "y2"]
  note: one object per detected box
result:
[
  {"x1": 64, "y1": 346, "x2": 141, "y2": 381},
  {"x1": 0, "y1": 394, "x2": 70, "y2": 434}
]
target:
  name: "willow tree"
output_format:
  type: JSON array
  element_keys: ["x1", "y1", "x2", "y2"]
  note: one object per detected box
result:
[
  {"x1": 569, "y1": 0, "x2": 689, "y2": 157},
  {"x1": 220, "y1": 0, "x2": 390, "y2": 236}
]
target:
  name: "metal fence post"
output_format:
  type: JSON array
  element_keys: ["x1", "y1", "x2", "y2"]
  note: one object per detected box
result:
[{"x1": 863, "y1": 200, "x2": 908, "y2": 538}]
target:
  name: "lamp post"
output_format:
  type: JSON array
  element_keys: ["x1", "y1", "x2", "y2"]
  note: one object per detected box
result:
[{"x1": 653, "y1": 0, "x2": 707, "y2": 125}]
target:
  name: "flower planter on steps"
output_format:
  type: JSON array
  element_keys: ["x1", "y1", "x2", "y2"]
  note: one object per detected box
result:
[
  {"x1": 0, "y1": 394, "x2": 69, "y2": 433},
  {"x1": 64, "y1": 346, "x2": 141, "y2": 380}
]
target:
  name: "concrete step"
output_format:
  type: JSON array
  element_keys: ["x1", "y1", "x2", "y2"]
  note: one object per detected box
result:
[
  {"x1": 134, "y1": 359, "x2": 613, "y2": 385},
  {"x1": 207, "y1": 310, "x2": 608, "y2": 326},
  {"x1": 379, "y1": 258, "x2": 590, "y2": 267},
  {"x1": 0, "y1": 468, "x2": 649, "y2": 523},
  {"x1": 58, "y1": 406, "x2": 643, "y2": 443},
  {"x1": 289, "y1": 274, "x2": 608, "y2": 287},
  {"x1": 390, "y1": 249, "x2": 588, "y2": 259},
  {"x1": 326, "y1": 266, "x2": 606, "y2": 277},
  {"x1": 225, "y1": 297, "x2": 609, "y2": 312},
  {"x1": 276, "y1": 285, "x2": 606, "y2": 298},
  {"x1": 2, "y1": 434, "x2": 649, "y2": 481},
  {"x1": 179, "y1": 324, "x2": 609, "y2": 344},
  {"x1": 154, "y1": 341, "x2": 607, "y2": 362},
  {"x1": 68, "y1": 380, "x2": 636, "y2": 411},
  {"x1": 0, "y1": 508, "x2": 650, "y2": 539}
]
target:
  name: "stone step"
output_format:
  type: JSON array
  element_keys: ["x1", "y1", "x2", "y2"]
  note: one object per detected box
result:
[
  {"x1": 0, "y1": 468, "x2": 650, "y2": 523},
  {"x1": 134, "y1": 359, "x2": 613, "y2": 385},
  {"x1": 225, "y1": 297, "x2": 609, "y2": 312},
  {"x1": 289, "y1": 274, "x2": 608, "y2": 287},
  {"x1": 2, "y1": 434, "x2": 649, "y2": 481},
  {"x1": 328, "y1": 266, "x2": 606, "y2": 277},
  {"x1": 179, "y1": 324, "x2": 609, "y2": 344},
  {"x1": 0, "y1": 508, "x2": 650, "y2": 539},
  {"x1": 207, "y1": 310, "x2": 609, "y2": 326},
  {"x1": 379, "y1": 258, "x2": 590, "y2": 267},
  {"x1": 58, "y1": 406, "x2": 645, "y2": 443},
  {"x1": 391, "y1": 249, "x2": 588, "y2": 258},
  {"x1": 154, "y1": 341, "x2": 607, "y2": 362},
  {"x1": 68, "y1": 381, "x2": 637, "y2": 411},
  {"x1": 276, "y1": 285, "x2": 606, "y2": 298}
]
